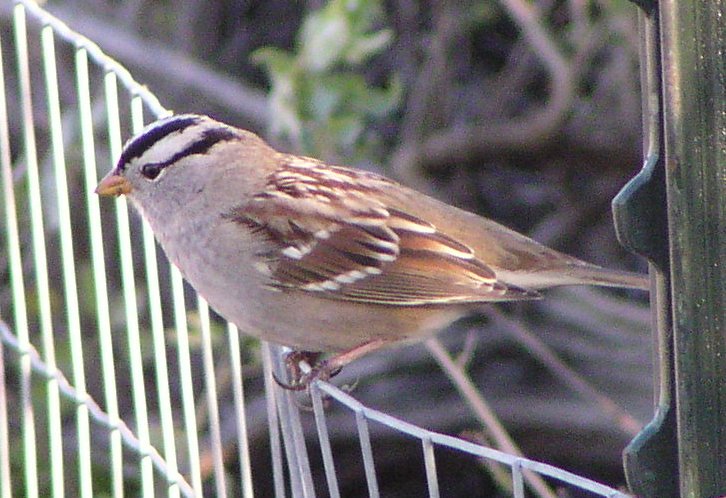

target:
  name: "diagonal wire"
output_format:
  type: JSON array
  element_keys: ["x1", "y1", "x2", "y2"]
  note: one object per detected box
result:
[
  {"x1": 16, "y1": 0, "x2": 166, "y2": 117},
  {"x1": 315, "y1": 379, "x2": 631, "y2": 497},
  {"x1": 426, "y1": 338, "x2": 557, "y2": 498},
  {"x1": 0, "y1": 319, "x2": 196, "y2": 497}
]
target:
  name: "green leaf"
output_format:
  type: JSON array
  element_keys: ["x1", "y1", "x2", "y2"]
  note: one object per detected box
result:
[
  {"x1": 251, "y1": 47, "x2": 296, "y2": 75},
  {"x1": 299, "y1": 5, "x2": 350, "y2": 71},
  {"x1": 328, "y1": 114, "x2": 366, "y2": 148},
  {"x1": 254, "y1": 0, "x2": 401, "y2": 161},
  {"x1": 344, "y1": 29, "x2": 392, "y2": 64}
]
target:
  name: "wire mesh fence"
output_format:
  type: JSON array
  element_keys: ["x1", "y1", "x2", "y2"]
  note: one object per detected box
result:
[{"x1": 0, "y1": 1, "x2": 634, "y2": 497}]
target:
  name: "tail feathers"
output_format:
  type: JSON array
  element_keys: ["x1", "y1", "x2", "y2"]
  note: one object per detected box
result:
[
  {"x1": 567, "y1": 265, "x2": 650, "y2": 291},
  {"x1": 497, "y1": 263, "x2": 650, "y2": 291}
]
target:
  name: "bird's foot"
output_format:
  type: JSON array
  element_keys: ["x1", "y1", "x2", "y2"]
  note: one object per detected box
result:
[
  {"x1": 273, "y1": 351, "x2": 342, "y2": 391},
  {"x1": 272, "y1": 340, "x2": 388, "y2": 391}
]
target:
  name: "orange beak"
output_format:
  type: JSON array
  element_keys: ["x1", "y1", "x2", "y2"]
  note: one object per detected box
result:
[{"x1": 95, "y1": 173, "x2": 132, "y2": 197}]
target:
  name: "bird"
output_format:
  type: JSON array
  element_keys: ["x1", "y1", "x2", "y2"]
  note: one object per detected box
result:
[{"x1": 96, "y1": 114, "x2": 649, "y2": 387}]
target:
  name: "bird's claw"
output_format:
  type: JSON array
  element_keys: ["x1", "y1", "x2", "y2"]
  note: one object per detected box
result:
[{"x1": 273, "y1": 352, "x2": 342, "y2": 391}]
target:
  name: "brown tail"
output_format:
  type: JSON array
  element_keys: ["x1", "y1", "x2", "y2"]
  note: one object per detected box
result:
[
  {"x1": 561, "y1": 263, "x2": 650, "y2": 291},
  {"x1": 497, "y1": 263, "x2": 650, "y2": 291}
]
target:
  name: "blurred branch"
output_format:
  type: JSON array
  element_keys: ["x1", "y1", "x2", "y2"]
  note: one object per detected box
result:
[
  {"x1": 392, "y1": 1, "x2": 461, "y2": 190},
  {"x1": 391, "y1": 0, "x2": 623, "y2": 180},
  {"x1": 426, "y1": 338, "x2": 558, "y2": 498},
  {"x1": 486, "y1": 306, "x2": 643, "y2": 436},
  {"x1": 501, "y1": 0, "x2": 568, "y2": 77},
  {"x1": 39, "y1": 4, "x2": 268, "y2": 129},
  {"x1": 398, "y1": 2, "x2": 457, "y2": 145}
]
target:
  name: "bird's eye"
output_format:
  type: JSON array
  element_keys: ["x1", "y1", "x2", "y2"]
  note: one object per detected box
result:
[{"x1": 140, "y1": 163, "x2": 163, "y2": 180}]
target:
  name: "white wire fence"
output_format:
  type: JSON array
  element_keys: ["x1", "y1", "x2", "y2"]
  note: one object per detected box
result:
[{"x1": 0, "y1": 1, "x2": 632, "y2": 497}]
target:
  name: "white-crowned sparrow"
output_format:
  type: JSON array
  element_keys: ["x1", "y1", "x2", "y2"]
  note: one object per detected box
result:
[{"x1": 96, "y1": 114, "x2": 648, "y2": 385}]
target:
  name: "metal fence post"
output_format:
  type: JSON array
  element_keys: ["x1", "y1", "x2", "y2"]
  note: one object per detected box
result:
[
  {"x1": 659, "y1": 0, "x2": 726, "y2": 496},
  {"x1": 616, "y1": 0, "x2": 725, "y2": 496},
  {"x1": 614, "y1": 1, "x2": 678, "y2": 495}
]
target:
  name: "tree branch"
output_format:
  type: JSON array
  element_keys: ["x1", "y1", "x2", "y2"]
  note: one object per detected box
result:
[{"x1": 43, "y1": 4, "x2": 269, "y2": 130}]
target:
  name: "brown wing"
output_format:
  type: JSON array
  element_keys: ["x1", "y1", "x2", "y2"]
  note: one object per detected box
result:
[{"x1": 226, "y1": 158, "x2": 539, "y2": 305}]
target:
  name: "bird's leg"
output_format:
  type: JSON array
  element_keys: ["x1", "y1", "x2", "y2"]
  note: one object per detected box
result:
[
  {"x1": 275, "y1": 339, "x2": 389, "y2": 391},
  {"x1": 322, "y1": 339, "x2": 389, "y2": 374}
]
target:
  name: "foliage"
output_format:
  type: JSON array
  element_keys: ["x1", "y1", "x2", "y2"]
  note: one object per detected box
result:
[{"x1": 253, "y1": 0, "x2": 402, "y2": 161}]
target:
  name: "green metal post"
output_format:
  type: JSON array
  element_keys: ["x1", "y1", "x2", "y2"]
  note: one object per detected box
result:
[
  {"x1": 616, "y1": 2, "x2": 679, "y2": 496},
  {"x1": 618, "y1": 0, "x2": 725, "y2": 496},
  {"x1": 660, "y1": 0, "x2": 726, "y2": 496}
]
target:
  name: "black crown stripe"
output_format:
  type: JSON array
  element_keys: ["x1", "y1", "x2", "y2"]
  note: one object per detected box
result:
[
  {"x1": 153, "y1": 127, "x2": 241, "y2": 170},
  {"x1": 116, "y1": 115, "x2": 202, "y2": 171}
]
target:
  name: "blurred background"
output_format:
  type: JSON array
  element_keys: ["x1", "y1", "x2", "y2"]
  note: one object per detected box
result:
[{"x1": 0, "y1": 0, "x2": 652, "y2": 496}]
